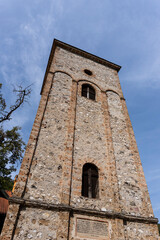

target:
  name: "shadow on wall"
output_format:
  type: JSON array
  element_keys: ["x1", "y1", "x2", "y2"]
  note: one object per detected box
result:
[{"x1": 158, "y1": 224, "x2": 160, "y2": 236}]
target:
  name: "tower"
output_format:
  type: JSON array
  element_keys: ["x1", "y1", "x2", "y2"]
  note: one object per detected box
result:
[{"x1": 1, "y1": 39, "x2": 159, "y2": 239}]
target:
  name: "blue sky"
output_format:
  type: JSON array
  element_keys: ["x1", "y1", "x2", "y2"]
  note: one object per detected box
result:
[{"x1": 0, "y1": 0, "x2": 160, "y2": 221}]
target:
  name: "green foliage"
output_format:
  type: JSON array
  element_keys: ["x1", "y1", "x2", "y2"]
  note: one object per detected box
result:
[
  {"x1": 0, "y1": 127, "x2": 25, "y2": 190},
  {"x1": 0, "y1": 83, "x2": 30, "y2": 190}
]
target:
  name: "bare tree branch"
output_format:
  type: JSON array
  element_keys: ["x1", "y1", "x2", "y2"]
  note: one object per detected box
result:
[{"x1": 0, "y1": 85, "x2": 32, "y2": 123}]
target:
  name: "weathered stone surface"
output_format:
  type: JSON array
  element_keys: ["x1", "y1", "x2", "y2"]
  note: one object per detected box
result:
[
  {"x1": 1, "y1": 39, "x2": 158, "y2": 239},
  {"x1": 12, "y1": 207, "x2": 69, "y2": 240},
  {"x1": 124, "y1": 222, "x2": 159, "y2": 239},
  {"x1": 0, "y1": 204, "x2": 20, "y2": 240},
  {"x1": 24, "y1": 72, "x2": 73, "y2": 205},
  {"x1": 71, "y1": 87, "x2": 120, "y2": 211}
]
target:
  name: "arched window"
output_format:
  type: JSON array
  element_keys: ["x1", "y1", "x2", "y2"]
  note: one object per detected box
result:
[
  {"x1": 82, "y1": 84, "x2": 95, "y2": 100},
  {"x1": 82, "y1": 163, "x2": 99, "y2": 198}
]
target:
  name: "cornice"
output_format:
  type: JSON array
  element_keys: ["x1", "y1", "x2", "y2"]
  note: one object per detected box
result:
[{"x1": 9, "y1": 197, "x2": 158, "y2": 224}]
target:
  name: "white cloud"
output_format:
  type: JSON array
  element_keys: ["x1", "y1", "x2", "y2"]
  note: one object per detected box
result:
[{"x1": 0, "y1": 0, "x2": 65, "y2": 130}]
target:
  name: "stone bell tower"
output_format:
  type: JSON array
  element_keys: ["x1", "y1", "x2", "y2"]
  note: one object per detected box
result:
[{"x1": 1, "y1": 39, "x2": 159, "y2": 240}]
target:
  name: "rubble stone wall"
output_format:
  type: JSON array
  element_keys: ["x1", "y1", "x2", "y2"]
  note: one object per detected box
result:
[
  {"x1": 25, "y1": 72, "x2": 73, "y2": 205},
  {"x1": 12, "y1": 208, "x2": 69, "y2": 240},
  {"x1": 1, "y1": 43, "x2": 159, "y2": 240}
]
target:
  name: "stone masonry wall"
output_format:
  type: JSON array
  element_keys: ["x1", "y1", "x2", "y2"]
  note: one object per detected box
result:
[
  {"x1": 121, "y1": 98, "x2": 154, "y2": 216},
  {"x1": 25, "y1": 72, "x2": 73, "y2": 205},
  {"x1": 49, "y1": 47, "x2": 153, "y2": 218},
  {"x1": 52, "y1": 47, "x2": 123, "y2": 95},
  {"x1": 124, "y1": 222, "x2": 159, "y2": 239},
  {"x1": 70, "y1": 82, "x2": 120, "y2": 212},
  {"x1": 12, "y1": 208, "x2": 69, "y2": 240},
  {"x1": 107, "y1": 91, "x2": 144, "y2": 216},
  {"x1": 1, "y1": 44, "x2": 158, "y2": 240}
]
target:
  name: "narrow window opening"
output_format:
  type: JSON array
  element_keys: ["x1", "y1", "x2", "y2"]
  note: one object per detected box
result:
[
  {"x1": 123, "y1": 220, "x2": 127, "y2": 226},
  {"x1": 84, "y1": 69, "x2": 92, "y2": 76},
  {"x1": 82, "y1": 84, "x2": 95, "y2": 101},
  {"x1": 82, "y1": 163, "x2": 99, "y2": 199}
]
